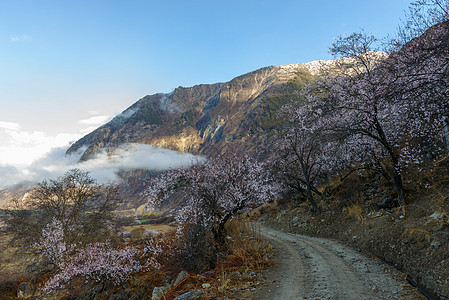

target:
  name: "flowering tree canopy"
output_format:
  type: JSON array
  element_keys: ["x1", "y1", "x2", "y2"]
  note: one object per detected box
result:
[
  {"x1": 42, "y1": 241, "x2": 143, "y2": 292},
  {"x1": 301, "y1": 17, "x2": 449, "y2": 206},
  {"x1": 34, "y1": 218, "x2": 70, "y2": 264},
  {"x1": 270, "y1": 90, "x2": 342, "y2": 210},
  {"x1": 36, "y1": 217, "x2": 149, "y2": 293},
  {"x1": 147, "y1": 153, "x2": 277, "y2": 245}
]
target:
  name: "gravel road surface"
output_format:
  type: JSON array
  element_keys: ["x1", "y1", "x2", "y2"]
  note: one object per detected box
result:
[{"x1": 258, "y1": 225, "x2": 424, "y2": 299}]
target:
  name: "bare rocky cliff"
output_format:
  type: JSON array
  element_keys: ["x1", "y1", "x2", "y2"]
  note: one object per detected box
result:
[{"x1": 67, "y1": 62, "x2": 322, "y2": 160}]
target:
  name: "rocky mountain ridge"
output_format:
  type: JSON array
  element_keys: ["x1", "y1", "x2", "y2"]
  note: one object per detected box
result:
[{"x1": 66, "y1": 60, "x2": 343, "y2": 160}]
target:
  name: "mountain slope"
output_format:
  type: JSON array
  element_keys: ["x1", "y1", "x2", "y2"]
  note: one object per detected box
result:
[{"x1": 67, "y1": 62, "x2": 326, "y2": 160}]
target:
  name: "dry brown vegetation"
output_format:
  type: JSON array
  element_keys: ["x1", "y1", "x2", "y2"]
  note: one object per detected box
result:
[
  {"x1": 262, "y1": 155, "x2": 449, "y2": 299},
  {"x1": 0, "y1": 233, "x2": 31, "y2": 299},
  {"x1": 103, "y1": 219, "x2": 273, "y2": 300},
  {"x1": 164, "y1": 220, "x2": 272, "y2": 299},
  {"x1": 0, "y1": 204, "x2": 273, "y2": 300},
  {"x1": 124, "y1": 224, "x2": 176, "y2": 239}
]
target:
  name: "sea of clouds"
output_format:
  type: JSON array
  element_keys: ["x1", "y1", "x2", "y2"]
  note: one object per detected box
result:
[
  {"x1": 0, "y1": 143, "x2": 202, "y2": 188},
  {"x1": 0, "y1": 106, "x2": 203, "y2": 188}
]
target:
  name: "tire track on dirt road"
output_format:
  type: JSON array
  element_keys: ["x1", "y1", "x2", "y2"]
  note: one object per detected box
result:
[
  {"x1": 260, "y1": 231, "x2": 305, "y2": 299},
  {"x1": 258, "y1": 225, "x2": 424, "y2": 300}
]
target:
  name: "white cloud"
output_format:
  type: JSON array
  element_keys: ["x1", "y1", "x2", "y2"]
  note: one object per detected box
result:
[
  {"x1": 79, "y1": 144, "x2": 202, "y2": 173},
  {"x1": 0, "y1": 143, "x2": 203, "y2": 187},
  {"x1": 0, "y1": 121, "x2": 20, "y2": 131},
  {"x1": 0, "y1": 116, "x2": 203, "y2": 188},
  {"x1": 79, "y1": 115, "x2": 111, "y2": 125},
  {"x1": 0, "y1": 124, "x2": 82, "y2": 167},
  {"x1": 10, "y1": 34, "x2": 32, "y2": 42}
]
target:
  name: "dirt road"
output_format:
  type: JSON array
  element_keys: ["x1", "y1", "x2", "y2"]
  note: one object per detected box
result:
[{"x1": 258, "y1": 225, "x2": 424, "y2": 299}]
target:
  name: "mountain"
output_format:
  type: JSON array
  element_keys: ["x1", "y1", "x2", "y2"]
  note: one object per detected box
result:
[
  {"x1": 1, "y1": 57, "x2": 386, "y2": 210},
  {"x1": 67, "y1": 62, "x2": 329, "y2": 160},
  {"x1": 0, "y1": 62, "x2": 325, "y2": 210}
]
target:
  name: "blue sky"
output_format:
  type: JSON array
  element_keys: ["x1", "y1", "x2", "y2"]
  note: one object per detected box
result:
[{"x1": 0, "y1": 0, "x2": 411, "y2": 170}]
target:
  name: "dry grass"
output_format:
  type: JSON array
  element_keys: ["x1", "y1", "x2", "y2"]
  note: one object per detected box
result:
[
  {"x1": 0, "y1": 235, "x2": 27, "y2": 300},
  {"x1": 346, "y1": 203, "x2": 366, "y2": 222},
  {"x1": 123, "y1": 224, "x2": 176, "y2": 235},
  {"x1": 0, "y1": 233, "x2": 30, "y2": 282},
  {"x1": 401, "y1": 228, "x2": 433, "y2": 242},
  {"x1": 212, "y1": 220, "x2": 272, "y2": 298},
  {"x1": 123, "y1": 223, "x2": 177, "y2": 242},
  {"x1": 150, "y1": 219, "x2": 273, "y2": 300},
  {"x1": 225, "y1": 221, "x2": 272, "y2": 267},
  {"x1": 241, "y1": 203, "x2": 279, "y2": 221}
]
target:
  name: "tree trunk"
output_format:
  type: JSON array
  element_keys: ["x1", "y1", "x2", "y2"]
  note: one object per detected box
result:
[
  {"x1": 214, "y1": 223, "x2": 226, "y2": 246},
  {"x1": 373, "y1": 119, "x2": 406, "y2": 207},
  {"x1": 306, "y1": 185, "x2": 318, "y2": 211},
  {"x1": 305, "y1": 177, "x2": 319, "y2": 211},
  {"x1": 392, "y1": 157, "x2": 406, "y2": 207},
  {"x1": 214, "y1": 207, "x2": 241, "y2": 246}
]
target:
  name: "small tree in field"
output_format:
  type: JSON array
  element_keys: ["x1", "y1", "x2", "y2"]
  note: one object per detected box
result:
[
  {"x1": 5, "y1": 169, "x2": 118, "y2": 259},
  {"x1": 146, "y1": 153, "x2": 277, "y2": 269}
]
